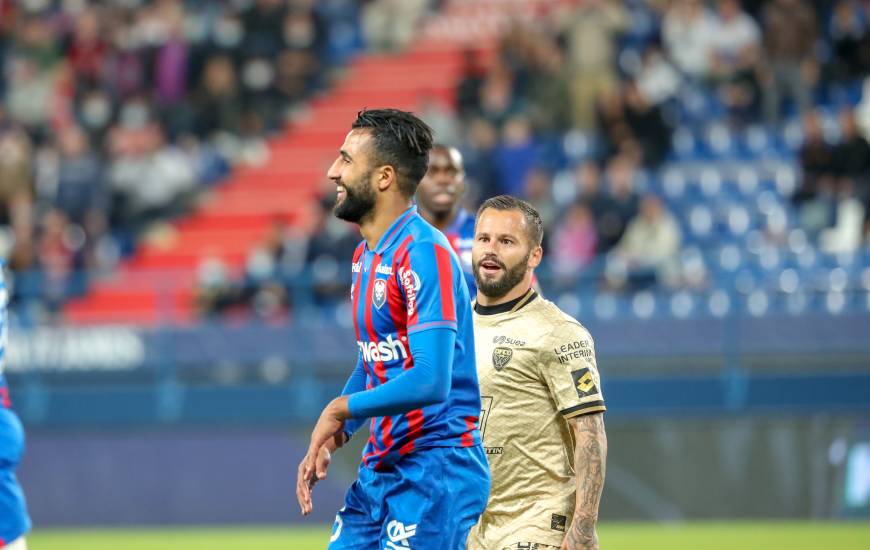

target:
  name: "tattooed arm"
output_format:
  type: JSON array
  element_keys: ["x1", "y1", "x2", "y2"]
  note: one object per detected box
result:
[{"x1": 562, "y1": 412, "x2": 607, "y2": 550}]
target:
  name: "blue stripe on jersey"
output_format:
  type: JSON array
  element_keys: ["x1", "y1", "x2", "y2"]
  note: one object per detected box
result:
[{"x1": 349, "y1": 206, "x2": 481, "y2": 470}]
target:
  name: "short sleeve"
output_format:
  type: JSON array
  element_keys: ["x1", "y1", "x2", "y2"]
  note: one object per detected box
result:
[
  {"x1": 396, "y1": 241, "x2": 458, "y2": 334},
  {"x1": 541, "y1": 322, "x2": 606, "y2": 419}
]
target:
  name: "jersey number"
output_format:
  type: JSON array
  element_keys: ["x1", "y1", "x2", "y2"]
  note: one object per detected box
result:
[{"x1": 479, "y1": 395, "x2": 493, "y2": 439}]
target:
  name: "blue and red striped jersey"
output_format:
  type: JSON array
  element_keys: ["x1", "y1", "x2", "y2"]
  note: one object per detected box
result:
[
  {"x1": 349, "y1": 206, "x2": 481, "y2": 469},
  {"x1": 443, "y1": 208, "x2": 476, "y2": 296}
]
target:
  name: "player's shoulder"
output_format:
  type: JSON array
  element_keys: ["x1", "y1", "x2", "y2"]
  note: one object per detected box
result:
[
  {"x1": 534, "y1": 297, "x2": 594, "y2": 342},
  {"x1": 404, "y1": 213, "x2": 454, "y2": 251}
]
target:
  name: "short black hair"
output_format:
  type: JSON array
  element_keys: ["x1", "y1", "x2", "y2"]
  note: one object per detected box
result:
[
  {"x1": 351, "y1": 108, "x2": 434, "y2": 197},
  {"x1": 477, "y1": 194, "x2": 544, "y2": 247}
]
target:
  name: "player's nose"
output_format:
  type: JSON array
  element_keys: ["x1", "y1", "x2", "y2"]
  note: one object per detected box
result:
[{"x1": 326, "y1": 158, "x2": 342, "y2": 180}]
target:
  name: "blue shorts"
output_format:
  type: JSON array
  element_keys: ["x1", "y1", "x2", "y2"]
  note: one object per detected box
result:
[
  {"x1": 328, "y1": 445, "x2": 490, "y2": 550},
  {"x1": 0, "y1": 408, "x2": 30, "y2": 545}
]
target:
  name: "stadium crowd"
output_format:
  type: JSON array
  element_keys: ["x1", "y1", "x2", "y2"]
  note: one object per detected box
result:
[{"x1": 1, "y1": 0, "x2": 869, "y2": 322}]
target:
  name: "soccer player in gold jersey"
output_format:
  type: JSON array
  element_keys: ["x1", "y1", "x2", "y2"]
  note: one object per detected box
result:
[{"x1": 466, "y1": 195, "x2": 607, "y2": 550}]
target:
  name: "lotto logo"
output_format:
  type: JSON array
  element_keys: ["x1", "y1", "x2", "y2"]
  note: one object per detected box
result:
[{"x1": 384, "y1": 520, "x2": 417, "y2": 549}]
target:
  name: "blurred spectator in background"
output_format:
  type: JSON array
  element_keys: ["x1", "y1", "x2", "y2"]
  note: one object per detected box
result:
[
  {"x1": 551, "y1": 201, "x2": 598, "y2": 285},
  {"x1": 107, "y1": 118, "x2": 195, "y2": 239},
  {"x1": 526, "y1": 35, "x2": 572, "y2": 134},
  {"x1": 304, "y1": 196, "x2": 359, "y2": 306},
  {"x1": 0, "y1": 107, "x2": 34, "y2": 275},
  {"x1": 828, "y1": 0, "x2": 870, "y2": 83},
  {"x1": 522, "y1": 168, "x2": 557, "y2": 232},
  {"x1": 193, "y1": 55, "x2": 243, "y2": 138},
  {"x1": 796, "y1": 110, "x2": 836, "y2": 236},
  {"x1": 635, "y1": 43, "x2": 681, "y2": 107},
  {"x1": 623, "y1": 81, "x2": 673, "y2": 166},
  {"x1": 597, "y1": 155, "x2": 640, "y2": 254},
  {"x1": 608, "y1": 194, "x2": 681, "y2": 291},
  {"x1": 555, "y1": 0, "x2": 628, "y2": 130},
  {"x1": 760, "y1": 0, "x2": 818, "y2": 125},
  {"x1": 362, "y1": 0, "x2": 431, "y2": 52},
  {"x1": 663, "y1": 0, "x2": 715, "y2": 80},
  {"x1": 494, "y1": 116, "x2": 539, "y2": 196},
  {"x1": 708, "y1": 0, "x2": 761, "y2": 122}
]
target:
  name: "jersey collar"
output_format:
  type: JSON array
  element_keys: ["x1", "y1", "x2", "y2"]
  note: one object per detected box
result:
[
  {"x1": 373, "y1": 205, "x2": 417, "y2": 254},
  {"x1": 474, "y1": 288, "x2": 538, "y2": 316}
]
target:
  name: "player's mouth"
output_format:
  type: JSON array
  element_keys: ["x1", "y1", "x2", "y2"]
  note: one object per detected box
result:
[
  {"x1": 336, "y1": 184, "x2": 347, "y2": 202},
  {"x1": 479, "y1": 259, "x2": 504, "y2": 276},
  {"x1": 431, "y1": 188, "x2": 455, "y2": 206}
]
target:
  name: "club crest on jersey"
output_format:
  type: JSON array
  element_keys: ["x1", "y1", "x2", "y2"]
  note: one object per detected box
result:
[
  {"x1": 373, "y1": 279, "x2": 387, "y2": 309},
  {"x1": 492, "y1": 346, "x2": 513, "y2": 370}
]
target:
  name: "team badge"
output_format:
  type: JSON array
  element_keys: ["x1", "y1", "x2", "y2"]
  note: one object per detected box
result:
[
  {"x1": 492, "y1": 346, "x2": 513, "y2": 370},
  {"x1": 373, "y1": 279, "x2": 387, "y2": 309}
]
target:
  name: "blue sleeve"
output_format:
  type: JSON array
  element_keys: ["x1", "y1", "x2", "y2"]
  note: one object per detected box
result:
[
  {"x1": 347, "y1": 327, "x2": 454, "y2": 419},
  {"x1": 398, "y1": 242, "x2": 459, "y2": 335},
  {"x1": 340, "y1": 354, "x2": 367, "y2": 441}
]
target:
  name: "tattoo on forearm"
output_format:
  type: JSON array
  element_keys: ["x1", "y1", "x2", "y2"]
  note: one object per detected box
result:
[{"x1": 566, "y1": 413, "x2": 607, "y2": 550}]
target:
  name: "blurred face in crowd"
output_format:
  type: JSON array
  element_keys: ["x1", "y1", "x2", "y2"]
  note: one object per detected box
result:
[
  {"x1": 417, "y1": 145, "x2": 465, "y2": 219},
  {"x1": 472, "y1": 208, "x2": 542, "y2": 299},
  {"x1": 328, "y1": 129, "x2": 378, "y2": 224},
  {"x1": 640, "y1": 194, "x2": 664, "y2": 223}
]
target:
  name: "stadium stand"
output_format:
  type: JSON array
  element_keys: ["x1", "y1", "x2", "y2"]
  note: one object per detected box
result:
[{"x1": 1, "y1": 0, "x2": 869, "y2": 327}]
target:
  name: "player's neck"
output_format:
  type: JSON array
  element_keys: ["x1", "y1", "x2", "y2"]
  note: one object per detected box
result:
[
  {"x1": 476, "y1": 276, "x2": 534, "y2": 307},
  {"x1": 360, "y1": 199, "x2": 414, "y2": 250}
]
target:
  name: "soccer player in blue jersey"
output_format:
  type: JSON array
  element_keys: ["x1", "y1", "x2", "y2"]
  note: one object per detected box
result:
[
  {"x1": 416, "y1": 144, "x2": 477, "y2": 295},
  {"x1": 296, "y1": 109, "x2": 489, "y2": 549},
  {"x1": 0, "y1": 269, "x2": 31, "y2": 550}
]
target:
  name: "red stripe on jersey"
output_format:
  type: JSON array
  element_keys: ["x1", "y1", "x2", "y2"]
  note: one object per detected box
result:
[
  {"x1": 461, "y1": 415, "x2": 478, "y2": 447},
  {"x1": 399, "y1": 408, "x2": 425, "y2": 455},
  {"x1": 351, "y1": 249, "x2": 372, "y2": 381},
  {"x1": 0, "y1": 387, "x2": 9, "y2": 409},
  {"x1": 363, "y1": 254, "x2": 388, "y2": 384},
  {"x1": 434, "y1": 244, "x2": 456, "y2": 322},
  {"x1": 363, "y1": 254, "x2": 397, "y2": 466},
  {"x1": 389, "y1": 236, "x2": 414, "y2": 372},
  {"x1": 397, "y1": 244, "x2": 419, "y2": 326}
]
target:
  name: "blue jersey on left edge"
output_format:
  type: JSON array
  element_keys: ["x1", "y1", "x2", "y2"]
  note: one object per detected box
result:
[
  {"x1": 350, "y1": 206, "x2": 481, "y2": 471},
  {"x1": 0, "y1": 265, "x2": 32, "y2": 546}
]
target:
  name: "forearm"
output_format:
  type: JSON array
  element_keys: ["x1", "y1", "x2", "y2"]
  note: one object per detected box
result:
[
  {"x1": 347, "y1": 327, "x2": 453, "y2": 419},
  {"x1": 566, "y1": 413, "x2": 607, "y2": 550}
]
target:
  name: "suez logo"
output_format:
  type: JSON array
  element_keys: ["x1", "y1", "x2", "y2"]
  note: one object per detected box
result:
[{"x1": 357, "y1": 334, "x2": 409, "y2": 363}]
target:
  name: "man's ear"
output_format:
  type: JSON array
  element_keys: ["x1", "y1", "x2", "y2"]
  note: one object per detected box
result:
[
  {"x1": 528, "y1": 245, "x2": 543, "y2": 269},
  {"x1": 376, "y1": 165, "x2": 397, "y2": 192}
]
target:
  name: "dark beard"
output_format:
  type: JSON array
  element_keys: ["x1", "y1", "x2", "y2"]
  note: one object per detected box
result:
[
  {"x1": 334, "y1": 171, "x2": 376, "y2": 224},
  {"x1": 473, "y1": 250, "x2": 531, "y2": 299}
]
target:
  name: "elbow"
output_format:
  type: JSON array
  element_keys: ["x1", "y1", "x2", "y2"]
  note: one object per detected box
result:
[{"x1": 416, "y1": 378, "x2": 450, "y2": 408}]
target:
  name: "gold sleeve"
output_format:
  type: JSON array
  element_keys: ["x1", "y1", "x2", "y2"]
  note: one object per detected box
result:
[{"x1": 540, "y1": 321, "x2": 606, "y2": 418}]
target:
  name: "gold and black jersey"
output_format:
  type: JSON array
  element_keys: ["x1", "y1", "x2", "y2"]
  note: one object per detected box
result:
[{"x1": 467, "y1": 290, "x2": 605, "y2": 550}]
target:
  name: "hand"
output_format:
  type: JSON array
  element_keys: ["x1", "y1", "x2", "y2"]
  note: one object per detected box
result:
[{"x1": 296, "y1": 397, "x2": 350, "y2": 516}]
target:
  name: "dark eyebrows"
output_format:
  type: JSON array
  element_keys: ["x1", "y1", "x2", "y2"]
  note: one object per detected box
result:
[{"x1": 340, "y1": 150, "x2": 352, "y2": 162}]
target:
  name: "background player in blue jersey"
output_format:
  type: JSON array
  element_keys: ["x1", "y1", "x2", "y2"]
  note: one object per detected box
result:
[
  {"x1": 416, "y1": 144, "x2": 477, "y2": 295},
  {"x1": 0, "y1": 268, "x2": 31, "y2": 550},
  {"x1": 295, "y1": 109, "x2": 489, "y2": 549}
]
